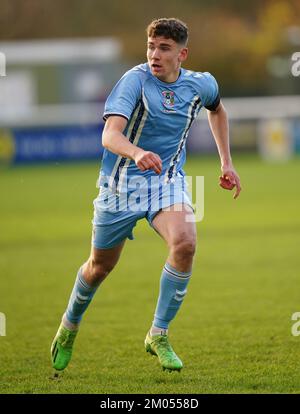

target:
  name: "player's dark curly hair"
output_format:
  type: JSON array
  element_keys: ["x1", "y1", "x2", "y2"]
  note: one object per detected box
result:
[{"x1": 146, "y1": 18, "x2": 188, "y2": 46}]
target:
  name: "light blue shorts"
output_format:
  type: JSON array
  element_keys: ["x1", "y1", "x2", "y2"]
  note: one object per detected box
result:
[{"x1": 92, "y1": 175, "x2": 193, "y2": 249}]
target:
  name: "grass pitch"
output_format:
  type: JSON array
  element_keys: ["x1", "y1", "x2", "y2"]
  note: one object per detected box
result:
[{"x1": 0, "y1": 155, "x2": 300, "y2": 394}]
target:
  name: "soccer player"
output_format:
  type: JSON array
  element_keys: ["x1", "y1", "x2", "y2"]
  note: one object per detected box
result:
[{"x1": 51, "y1": 18, "x2": 241, "y2": 373}]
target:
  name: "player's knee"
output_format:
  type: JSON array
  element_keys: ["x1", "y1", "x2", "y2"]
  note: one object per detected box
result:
[
  {"x1": 171, "y1": 237, "x2": 196, "y2": 259},
  {"x1": 89, "y1": 259, "x2": 115, "y2": 280}
]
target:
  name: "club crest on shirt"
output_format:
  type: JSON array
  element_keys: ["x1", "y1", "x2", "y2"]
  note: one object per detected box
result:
[{"x1": 162, "y1": 90, "x2": 175, "y2": 107}]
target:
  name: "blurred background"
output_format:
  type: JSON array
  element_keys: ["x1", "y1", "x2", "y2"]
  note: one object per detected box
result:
[
  {"x1": 0, "y1": 0, "x2": 300, "y2": 163},
  {"x1": 1, "y1": 0, "x2": 300, "y2": 394}
]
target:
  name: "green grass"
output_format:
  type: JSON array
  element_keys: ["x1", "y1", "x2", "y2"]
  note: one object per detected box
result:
[{"x1": 1, "y1": 155, "x2": 300, "y2": 394}]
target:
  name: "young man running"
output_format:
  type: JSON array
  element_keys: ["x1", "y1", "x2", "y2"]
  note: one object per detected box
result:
[{"x1": 51, "y1": 18, "x2": 241, "y2": 373}]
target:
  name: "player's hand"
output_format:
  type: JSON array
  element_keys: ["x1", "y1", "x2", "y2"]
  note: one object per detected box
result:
[
  {"x1": 219, "y1": 164, "x2": 241, "y2": 199},
  {"x1": 134, "y1": 150, "x2": 162, "y2": 174}
]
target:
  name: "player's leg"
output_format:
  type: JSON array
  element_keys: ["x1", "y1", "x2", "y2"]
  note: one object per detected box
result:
[
  {"x1": 152, "y1": 203, "x2": 196, "y2": 272},
  {"x1": 64, "y1": 241, "x2": 126, "y2": 327},
  {"x1": 51, "y1": 192, "x2": 143, "y2": 372},
  {"x1": 51, "y1": 241, "x2": 125, "y2": 371},
  {"x1": 145, "y1": 203, "x2": 197, "y2": 371}
]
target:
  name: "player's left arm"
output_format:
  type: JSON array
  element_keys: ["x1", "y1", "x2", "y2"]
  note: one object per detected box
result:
[{"x1": 207, "y1": 101, "x2": 242, "y2": 199}]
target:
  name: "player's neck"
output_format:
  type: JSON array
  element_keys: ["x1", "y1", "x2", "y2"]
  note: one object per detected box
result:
[{"x1": 157, "y1": 68, "x2": 181, "y2": 83}]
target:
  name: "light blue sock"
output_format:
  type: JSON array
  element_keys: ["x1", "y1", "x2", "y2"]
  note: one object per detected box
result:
[
  {"x1": 153, "y1": 262, "x2": 192, "y2": 330},
  {"x1": 65, "y1": 267, "x2": 99, "y2": 324}
]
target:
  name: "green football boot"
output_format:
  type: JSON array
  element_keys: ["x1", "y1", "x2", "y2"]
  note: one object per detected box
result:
[
  {"x1": 51, "y1": 322, "x2": 78, "y2": 371},
  {"x1": 145, "y1": 332, "x2": 183, "y2": 372}
]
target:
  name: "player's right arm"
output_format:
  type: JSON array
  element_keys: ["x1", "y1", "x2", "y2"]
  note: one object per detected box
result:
[{"x1": 102, "y1": 115, "x2": 162, "y2": 174}]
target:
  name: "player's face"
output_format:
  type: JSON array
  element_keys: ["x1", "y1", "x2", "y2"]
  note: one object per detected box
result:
[{"x1": 147, "y1": 36, "x2": 188, "y2": 83}]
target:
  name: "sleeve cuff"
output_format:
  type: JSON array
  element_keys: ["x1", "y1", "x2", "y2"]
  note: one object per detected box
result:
[
  {"x1": 204, "y1": 94, "x2": 221, "y2": 111},
  {"x1": 103, "y1": 113, "x2": 129, "y2": 122}
]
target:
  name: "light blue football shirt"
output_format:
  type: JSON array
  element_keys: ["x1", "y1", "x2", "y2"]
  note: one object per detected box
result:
[{"x1": 100, "y1": 63, "x2": 219, "y2": 191}]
